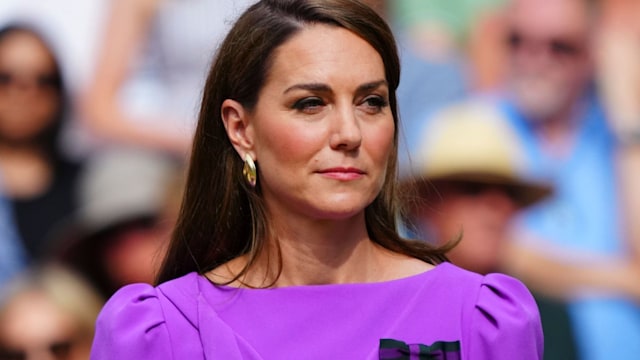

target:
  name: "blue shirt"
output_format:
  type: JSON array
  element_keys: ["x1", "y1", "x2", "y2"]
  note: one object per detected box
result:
[
  {"x1": 0, "y1": 179, "x2": 26, "y2": 289},
  {"x1": 499, "y1": 95, "x2": 640, "y2": 360}
]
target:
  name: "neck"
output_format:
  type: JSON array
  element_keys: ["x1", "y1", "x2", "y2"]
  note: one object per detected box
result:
[
  {"x1": 0, "y1": 143, "x2": 52, "y2": 198},
  {"x1": 532, "y1": 103, "x2": 582, "y2": 157},
  {"x1": 271, "y1": 213, "x2": 381, "y2": 286},
  {"x1": 252, "y1": 211, "x2": 386, "y2": 286},
  {"x1": 209, "y1": 206, "x2": 435, "y2": 288},
  {"x1": 213, "y1": 211, "x2": 410, "y2": 288}
]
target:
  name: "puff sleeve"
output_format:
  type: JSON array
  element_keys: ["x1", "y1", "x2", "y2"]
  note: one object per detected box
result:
[
  {"x1": 464, "y1": 273, "x2": 544, "y2": 359},
  {"x1": 90, "y1": 284, "x2": 173, "y2": 360}
]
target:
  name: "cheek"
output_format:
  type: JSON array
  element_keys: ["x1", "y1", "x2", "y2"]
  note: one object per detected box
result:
[
  {"x1": 256, "y1": 123, "x2": 322, "y2": 166},
  {"x1": 365, "y1": 119, "x2": 395, "y2": 163},
  {"x1": 0, "y1": 95, "x2": 59, "y2": 138}
]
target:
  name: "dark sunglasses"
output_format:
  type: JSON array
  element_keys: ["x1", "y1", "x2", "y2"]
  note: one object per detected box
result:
[
  {"x1": 0, "y1": 71, "x2": 61, "y2": 91},
  {"x1": 506, "y1": 31, "x2": 584, "y2": 59},
  {"x1": 0, "y1": 340, "x2": 72, "y2": 360},
  {"x1": 449, "y1": 181, "x2": 520, "y2": 201}
]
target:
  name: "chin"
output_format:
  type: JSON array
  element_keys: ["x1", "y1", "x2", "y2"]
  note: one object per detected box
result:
[
  {"x1": 307, "y1": 198, "x2": 373, "y2": 221},
  {"x1": 510, "y1": 76, "x2": 569, "y2": 121},
  {"x1": 310, "y1": 206, "x2": 366, "y2": 221}
]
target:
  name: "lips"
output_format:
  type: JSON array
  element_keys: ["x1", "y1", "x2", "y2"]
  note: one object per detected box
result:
[{"x1": 317, "y1": 167, "x2": 365, "y2": 180}]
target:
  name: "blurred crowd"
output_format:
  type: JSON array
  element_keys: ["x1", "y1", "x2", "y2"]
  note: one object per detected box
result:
[{"x1": 0, "y1": 0, "x2": 639, "y2": 359}]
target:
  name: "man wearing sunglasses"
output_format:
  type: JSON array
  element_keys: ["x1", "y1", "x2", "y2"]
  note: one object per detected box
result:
[{"x1": 493, "y1": 0, "x2": 640, "y2": 359}]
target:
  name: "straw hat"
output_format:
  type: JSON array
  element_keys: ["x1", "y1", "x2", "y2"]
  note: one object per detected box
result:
[{"x1": 408, "y1": 101, "x2": 552, "y2": 207}]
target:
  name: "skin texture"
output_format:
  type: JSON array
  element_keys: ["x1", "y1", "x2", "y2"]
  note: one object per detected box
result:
[
  {"x1": 246, "y1": 25, "x2": 393, "y2": 222},
  {"x1": 218, "y1": 24, "x2": 431, "y2": 287}
]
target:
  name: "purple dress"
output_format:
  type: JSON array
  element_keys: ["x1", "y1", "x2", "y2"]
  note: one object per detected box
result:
[{"x1": 90, "y1": 262, "x2": 543, "y2": 359}]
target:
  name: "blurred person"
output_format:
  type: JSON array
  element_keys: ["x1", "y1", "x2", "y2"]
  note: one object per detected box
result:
[
  {"x1": 0, "y1": 24, "x2": 83, "y2": 261},
  {"x1": 79, "y1": 0, "x2": 254, "y2": 155},
  {"x1": 91, "y1": 1, "x2": 543, "y2": 359},
  {"x1": 0, "y1": 0, "x2": 109, "y2": 96},
  {"x1": 0, "y1": 0, "x2": 118, "y2": 157},
  {"x1": 56, "y1": 147, "x2": 183, "y2": 299},
  {"x1": 0, "y1": 263, "x2": 103, "y2": 360},
  {"x1": 483, "y1": 0, "x2": 640, "y2": 358},
  {"x1": 405, "y1": 102, "x2": 552, "y2": 274},
  {"x1": 404, "y1": 102, "x2": 579, "y2": 360}
]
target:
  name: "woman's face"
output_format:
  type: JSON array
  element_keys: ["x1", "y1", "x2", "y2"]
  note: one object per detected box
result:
[
  {"x1": 0, "y1": 31, "x2": 61, "y2": 143},
  {"x1": 0, "y1": 290, "x2": 89, "y2": 360},
  {"x1": 246, "y1": 24, "x2": 394, "y2": 222}
]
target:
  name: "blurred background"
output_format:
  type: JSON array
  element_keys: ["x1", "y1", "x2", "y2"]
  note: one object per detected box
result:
[{"x1": 0, "y1": 1, "x2": 639, "y2": 359}]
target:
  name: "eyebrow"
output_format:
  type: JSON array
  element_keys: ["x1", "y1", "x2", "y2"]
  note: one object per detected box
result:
[{"x1": 283, "y1": 79, "x2": 388, "y2": 95}]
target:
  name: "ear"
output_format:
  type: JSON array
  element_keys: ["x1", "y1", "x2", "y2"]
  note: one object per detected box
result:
[{"x1": 221, "y1": 99, "x2": 255, "y2": 159}]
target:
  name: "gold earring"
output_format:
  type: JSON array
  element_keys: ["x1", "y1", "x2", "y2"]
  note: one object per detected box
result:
[{"x1": 242, "y1": 154, "x2": 257, "y2": 187}]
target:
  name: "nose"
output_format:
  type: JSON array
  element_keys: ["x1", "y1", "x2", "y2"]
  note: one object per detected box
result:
[{"x1": 329, "y1": 106, "x2": 362, "y2": 151}]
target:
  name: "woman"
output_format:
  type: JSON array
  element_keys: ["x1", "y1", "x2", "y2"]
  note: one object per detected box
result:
[
  {"x1": 0, "y1": 24, "x2": 82, "y2": 260},
  {"x1": 91, "y1": 1, "x2": 543, "y2": 359}
]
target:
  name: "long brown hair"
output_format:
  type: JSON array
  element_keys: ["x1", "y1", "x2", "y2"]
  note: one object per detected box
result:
[{"x1": 156, "y1": 0, "x2": 449, "y2": 285}]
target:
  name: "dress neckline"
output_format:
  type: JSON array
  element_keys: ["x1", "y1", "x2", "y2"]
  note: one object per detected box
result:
[{"x1": 196, "y1": 261, "x2": 451, "y2": 293}]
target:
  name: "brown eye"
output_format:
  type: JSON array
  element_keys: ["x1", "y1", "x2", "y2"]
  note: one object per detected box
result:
[
  {"x1": 361, "y1": 95, "x2": 388, "y2": 114},
  {"x1": 292, "y1": 97, "x2": 325, "y2": 113}
]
